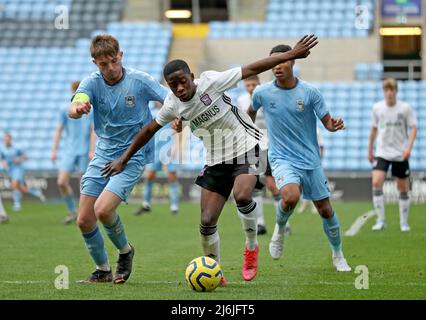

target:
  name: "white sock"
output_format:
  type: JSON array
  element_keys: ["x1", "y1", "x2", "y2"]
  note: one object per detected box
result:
[
  {"x1": 399, "y1": 193, "x2": 410, "y2": 226},
  {"x1": 96, "y1": 263, "x2": 111, "y2": 272},
  {"x1": 237, "y1": 202, "x2": 258, "y2": 250},
  {"x1": 119, "y1": 243, "x2": 131, "y2": 254},
  {"x1": 0, "y1": 197, "x2": 7, "y2": 217},
  {"x1": 253, "y1": 195, "x2": 265, "y2": 226},
  {"x1": 200, "y1": 230, "x2": 221, "y2": 263},
  {"x1": 372, "y1": 189, "x2": 385, "y2": 223}
]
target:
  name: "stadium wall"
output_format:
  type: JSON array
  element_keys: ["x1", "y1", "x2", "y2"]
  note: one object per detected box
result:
[
  {"x1": 202, "y1": 37, "x2": 380, "y2": 82},
  {"x1": 1, "y1": 174, "x2": 426, "y2": 204}
]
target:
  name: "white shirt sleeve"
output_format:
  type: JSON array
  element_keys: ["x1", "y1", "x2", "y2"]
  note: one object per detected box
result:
[
  {"x1": 202, "y1": 67, "x2": 243, "y2": 93},
  {"x1": 155, "y1": 94, "x2": 178, "y2": 127},
  {"x1": 371, "y1": 105, "x2": 378, "y2": 128},
  {"x1": 406, "y1": 104, "x2": 417, "y2": 128}
]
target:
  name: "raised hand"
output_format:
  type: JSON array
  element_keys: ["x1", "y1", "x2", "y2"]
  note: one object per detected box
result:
[{"x1": 290, "y1": 34, "x2": 319, "y2": 59}]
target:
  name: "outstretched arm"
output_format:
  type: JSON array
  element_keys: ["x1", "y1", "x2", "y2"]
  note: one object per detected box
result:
[
  {"x1": 101, "y1": 119, "x2": 163, "y2": 177},
  {"x1": 241, "y1": 35, "x2": 318, "y2": 79}
]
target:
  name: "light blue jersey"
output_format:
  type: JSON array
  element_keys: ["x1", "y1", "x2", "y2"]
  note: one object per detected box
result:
[
  {"x1": 75, "y1": 67, "x2": 168, "y2": 163},
  {"x1": 0, "y1": 145, "x2": 25, "y2": 182},
  {"x1": 252, "y1": 78, "x2": 329, "y2": 170},
  {"x1": 58, "y1": 106, "x2": 93, "y2": 156}
]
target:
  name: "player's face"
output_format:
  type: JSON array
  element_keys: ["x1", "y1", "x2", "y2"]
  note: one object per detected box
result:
[
  {"x1": 271, "y1": 52, "x2": 294, "y2": 81},
  {"x1": 383, "y1": 87, "x2": 397, "y2": 106},
  {"x1": 165, "y1": 70, "x2": 196, "y2": 102},
  {"x1": 93, "y1": 52, "x2": 123, "y2": 84},
  {"x1": 244, "y1": 79, "x2": 259, "y2": 95},
  {"x1": 3, "y1": 134, "x2": 12, "y2": 147}
]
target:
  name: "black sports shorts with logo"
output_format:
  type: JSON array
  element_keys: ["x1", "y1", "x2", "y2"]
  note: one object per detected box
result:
[
  {"x1": 373, "y1": 157, "x2": 410, "y2": 178},
  {"x1": 195, "y1": 145, "x2": 264, "y2": 200}
]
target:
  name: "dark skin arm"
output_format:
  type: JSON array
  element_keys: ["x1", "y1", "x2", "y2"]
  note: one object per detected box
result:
[
  {"x1": 247, "y1": 106, "x2": 257, "y2": 122},
  {"x1": 101, "y1": 119, "x2": 163, "y2": 178},
  {"x1": 241, "y1": 34, "x2": 318, "y2": 79},
  {"x1": 321, "y1": 114, "x2": 345, "y2": 132}
]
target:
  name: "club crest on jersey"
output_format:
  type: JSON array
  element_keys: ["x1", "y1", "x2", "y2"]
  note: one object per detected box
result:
[
  {"x1": 125, "y1": 95, "x2": 136, "y2": 108},
  {"x1": 296, "y1": 100, "x2": 304, "y2": 112},
  {"x1": 200, "y1": 93, "x2": 212, "y2": 106}
]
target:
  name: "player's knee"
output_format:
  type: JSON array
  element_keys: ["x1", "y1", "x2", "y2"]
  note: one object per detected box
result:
[
  {"x1": 200, "y1": 210, "x2": 218, "y2": 227},
  {"x1": 93, "y1": 202, "x2": 112, "y2": 222},
  {"x1": 282, "y1": 193, "x2": 299, "y2": 210},
  {"x1": 57, "y1": 179, "x2": 68, "y2": 190},
  {"x1": 77, "y1": 215, "x2": 94, "y2": 232},
  {"x1": 372, "y1": 179, "x2": 383, "y2": 189},
  {"x1": 316, "y1": 205, "x2": 333, "y2": 218},
  {"x1": 233, "y1": 190, "x2": 252, "y2": 206}
]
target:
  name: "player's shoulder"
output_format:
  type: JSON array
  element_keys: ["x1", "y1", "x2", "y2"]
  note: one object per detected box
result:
[
  {"x1": 298, "y1": 79, "x2": 322, "y2": 95},
  {"x1": 253, "y1": 81, "x2": 274, "y2": 96},
  {"x1": 397, "y1": 100, "x2": 413, "y2": 110},
  {"x1": 372, "y1": 100, "x2": 385, "y2": 110},
  {"x1": 126, "y1": 67, "x2": 158, "y2": 84}
]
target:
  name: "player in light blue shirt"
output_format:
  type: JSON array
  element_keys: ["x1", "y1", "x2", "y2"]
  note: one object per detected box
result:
[
  {"x1": 68, "y1": 35, "x2": 169, "y2": 284},
  {"x1": 249, "y1": 44, "x2": 351, "y2": 272},
  {"x1": 133, "y1": 104, "x2": 181, "y2": 216},
  {"x1": 0, "y1": 132, "x2": 45, "y2": 211},
  {"x1": 51, "y1": 81, "x2": 95, "y2": 225}
]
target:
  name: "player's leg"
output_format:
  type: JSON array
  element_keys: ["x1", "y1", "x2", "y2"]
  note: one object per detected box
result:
[
  {"x1": 306, "y1": 167, "x2": 351, "y2": 272},
  {"x1": 371, "y1": 158, "x2": 389, "y2": 230},
  {"x1": 252, "y1": 188, "x2": 266, "y2": 234},
  {"x1": 393, "y1": 160, "x2": 411, "y2": 232},
  {"x1": 57, "y1": 170, "x2": 78, "y2": 224},
  {"x1": 135, "y1": 164, "x2": 157, "y2": 215},
  {"x1": 77, "y1": 194, "x2": 112, "y2": 283},
  {"x1": 233, "y1": 173, "x2": 260, "y2": 281},
  {"x1": 0, "y1": 195, "x2": 9, "y2": 223},
  {"x1": 266, "y1": 174, "x2": 292, "y2": 236},
  {"x1": 199, "y1": 187, "x2": 228, "y2": 286},
  {"x1": 167, "y1": 169, "x2": 179, "y2": 214},
  {"x1": 11, "y1": 180, "x2": 22, "y2": 211},
  {"x1": 101, "y1": 160, "x2": 145, "y2": 284}
]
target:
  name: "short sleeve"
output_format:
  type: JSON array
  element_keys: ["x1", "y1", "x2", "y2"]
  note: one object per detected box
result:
[
  {"x1": 141, "y1": 74, "x2": 169, "y2": 104},
  {"x1": 73, "y1": 75, "x2": 95, "y2": 103},
  {"x1": 203, "y1": 67, "x2": 242, "y2": 93},
  {"x1": 252, "y1": 87, "x2": 262, "y2": 111},
  {"x1": 311, "y1": 87, "x2": 329, "y2": 120},
  {"x1": 371, "y1": 105, "x2": 378, "y2": 128},
  {"x1": 155, "y1": 94, "x2": 178, "y2": 127},
  {"x1": 406, "y1": 104, "x2": 417, "y2": 128}
]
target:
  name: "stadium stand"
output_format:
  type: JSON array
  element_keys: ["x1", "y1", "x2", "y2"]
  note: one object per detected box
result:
[
  {"x1": 0, "y1": 0, "x2": 172, "y2": 172},
  {"x1": 209, "y1": 0, "x2": 374, "y2": 39}
]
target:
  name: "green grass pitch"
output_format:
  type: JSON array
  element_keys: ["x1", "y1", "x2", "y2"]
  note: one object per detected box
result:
[{"x1": 0, "y1": 200, "x2": 425, "y2": 300}]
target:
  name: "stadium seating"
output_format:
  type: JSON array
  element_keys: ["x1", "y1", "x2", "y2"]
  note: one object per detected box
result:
[
  {"x1": 0, "y1": 21, "x2": 172, "y2": 172},
  {"x1": 209, "y1": 0, "x2": 374, "y2": 39}
]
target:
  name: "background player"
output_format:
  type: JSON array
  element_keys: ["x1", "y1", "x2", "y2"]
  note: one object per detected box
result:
[
  {"x1": 239, "y1": 75, "x2": 291, "y2": 236},
  {"x1": 68, "y1": 35, "x2": 169, "y2": 284},
  {"x1": 0, "y1": 132, "x2": 45, "y2": 211},
  {"x1": 368, "y1": 78, "x2": 417, "y2": 232},
  {"x1": 133, "y1": 104, "x2": 181, "y2": 216},
  {"x1": 51, "y1": 80, "x2": 96, "y2": 224},
  {"x1": 249, "y1": 44, "x2": 351, "y2": 272},
  {"x1": 101, "y1": 34, "x2": 319, "y2": 284}
]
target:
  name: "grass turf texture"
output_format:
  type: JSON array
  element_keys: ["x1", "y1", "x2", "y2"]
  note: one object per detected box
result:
[{"x1": 0, "y1": 201, "x2": 425, "y2": 300}]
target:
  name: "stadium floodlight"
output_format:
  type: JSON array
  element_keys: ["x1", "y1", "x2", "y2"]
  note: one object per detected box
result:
[
  {"x1": 379, "y1": 27, "x2": 422, "y2": 36},
  {"x1": 165, "y1": 10, "x2": 192, "y2": 19}
]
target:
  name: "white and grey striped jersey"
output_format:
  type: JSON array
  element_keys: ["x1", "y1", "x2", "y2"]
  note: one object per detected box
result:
[{"x1": 156, "y1": 67, "x2": 265, "y2": 166}]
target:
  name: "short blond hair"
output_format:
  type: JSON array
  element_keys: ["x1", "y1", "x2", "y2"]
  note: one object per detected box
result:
[
  {"x1": 383, "y1": 78, "x2": 398, "y2": 91},
  {"x1": 90, "y1": 34, "x2": 120, "y2": 59}
]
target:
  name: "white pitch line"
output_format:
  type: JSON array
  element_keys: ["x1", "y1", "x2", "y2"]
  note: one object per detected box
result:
[
  {"x1": 1, "y1": 280, "x2": 49, "y2": 284},
  {"x1": 344, "y1": 210, "x2": 376, "y2": 237}
]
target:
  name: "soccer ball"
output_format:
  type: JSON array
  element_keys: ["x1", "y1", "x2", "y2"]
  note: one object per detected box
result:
[{"x1": 185, "y1": 256, "x2": 222, "y2": 292}]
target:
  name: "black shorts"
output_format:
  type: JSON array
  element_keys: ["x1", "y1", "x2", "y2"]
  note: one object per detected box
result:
[
  {"x1": 195, "y1": 146, "x2": 264, "y2": 200},
  {"x1": 373, "y1": 157, "x2": 410, "y2": 178}
]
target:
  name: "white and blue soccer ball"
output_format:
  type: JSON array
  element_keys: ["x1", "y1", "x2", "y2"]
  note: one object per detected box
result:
[{"x1": 185, "y1": 256, "x2": 222, "y2": 292}]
